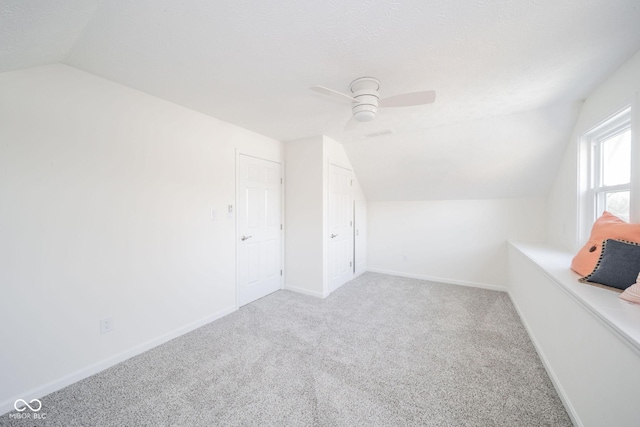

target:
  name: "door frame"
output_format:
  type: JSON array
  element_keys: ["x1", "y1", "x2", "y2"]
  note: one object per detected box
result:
[
  {"x1": 353, "y1": 198, "x2": 366, "y2": 276},
  {"x1": 235, "y1": 151, "x2": 285, "y2": 309}
]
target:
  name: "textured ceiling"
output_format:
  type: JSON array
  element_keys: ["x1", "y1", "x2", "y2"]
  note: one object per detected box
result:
[
  {"x1": 348, "y1": 102, "x2": 582, "y2": 200},
  {"x1": 2, "y1": 0, "x2": 640, "y2": 200},
  {"x1": 0, "y1": 0, "x2": 101, "y2": 73}
]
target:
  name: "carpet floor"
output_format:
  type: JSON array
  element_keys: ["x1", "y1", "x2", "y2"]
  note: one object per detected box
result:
[{"x1": 0, "y1": 273, "x2": 572, "y2": 426}]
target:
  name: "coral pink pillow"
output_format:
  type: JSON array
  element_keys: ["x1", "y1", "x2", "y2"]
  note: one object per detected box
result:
[{"x1": 571, "y1": 212, "x2": 640, "y2": 276}]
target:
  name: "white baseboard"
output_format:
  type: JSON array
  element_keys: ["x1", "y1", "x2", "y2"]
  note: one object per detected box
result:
[
  {"x1": 507, "y1": 292, "x2": 582, "y2": 427},
  {"x1": 284, "y1": 270, "x2": 367, "y2": 300},
  {"x1": 284, "y1": 284, "x2": 327, "y2": 299},
  {"x1": 0, "y1": 305, "x2": 237, "y2": 416},
  {"x1": 366, "y1": 268, "x2": 507, "y2": 292}
]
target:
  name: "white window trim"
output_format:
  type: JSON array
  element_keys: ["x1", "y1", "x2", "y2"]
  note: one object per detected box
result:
[
  {"x1": 590, "y1": 110, "x2": 631, "y2": 218},
  {"x1": 578, "y1": 97, "x2": 638, "y2": 245},
  {"x1": 633, "y1": 92, "x2": 640, "y2": 224}
]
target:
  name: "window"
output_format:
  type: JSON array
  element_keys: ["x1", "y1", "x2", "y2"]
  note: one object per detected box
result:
[
  {"x1": 591, "y1": 121, "x2": 631, "y2": 221},
  {"x1": 579, "y1": 106, "x2": 633, "y2": 242}
]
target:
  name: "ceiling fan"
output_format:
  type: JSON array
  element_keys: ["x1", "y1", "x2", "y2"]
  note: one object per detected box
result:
[{"x1": 310, "y1": 77, "x2": 436, "y2": 130}]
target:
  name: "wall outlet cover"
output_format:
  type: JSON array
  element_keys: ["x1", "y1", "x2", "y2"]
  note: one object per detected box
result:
[{"x1": 100, "y1": 317, "x2": 114, "y2": 334}]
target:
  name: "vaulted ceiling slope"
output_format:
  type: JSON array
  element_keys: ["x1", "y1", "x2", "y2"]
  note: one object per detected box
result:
[{"x1": 2, "y1": 1, "x2": 640, "y2": 200}]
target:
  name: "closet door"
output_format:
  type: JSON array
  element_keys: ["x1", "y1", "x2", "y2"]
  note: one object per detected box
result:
[
  {"x1": 328, "y1": 163, "x2": 353, "y2": 293},
  {"x1": 354, "y1": 199, "x2": 367, "y2": 275}
]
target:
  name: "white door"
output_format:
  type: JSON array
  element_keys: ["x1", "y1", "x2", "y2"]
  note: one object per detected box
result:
[
  {"x1": 354, "y1": 199, "x2": 366, "y2": 275},
  {"x1": 329, "y1": 164, "x2": 353, "y2": 292},
  {"x1": 237, "y1": 155, "x2": 282, "y2": 306}
]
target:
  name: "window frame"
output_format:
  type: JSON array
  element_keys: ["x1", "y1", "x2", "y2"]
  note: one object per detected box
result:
[
  {"x1": 589, "y1": 115, "x2": 631, "y2": 220},
  {"x1": 578, "y1": 103, "x2": 636, "y2": 245}
]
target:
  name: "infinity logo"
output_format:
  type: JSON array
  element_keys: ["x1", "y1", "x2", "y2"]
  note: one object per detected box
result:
[{"x1": 14, "y1": 399, "x2": 42, "y2": 412}]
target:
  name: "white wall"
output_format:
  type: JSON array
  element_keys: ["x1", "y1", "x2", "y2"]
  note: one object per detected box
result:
[
  {"x1": 284, "y1": 136, "x2": 325, "y2": 297},
  {"x1": 367, "y1": 198, "x2": 546, "y2": 289},
  {"x1": 0, "y1": 64, "x2": 283, "y2": 412},
  {"x1": 547, "y1": 49, "x2": 640, "y2": 251}
]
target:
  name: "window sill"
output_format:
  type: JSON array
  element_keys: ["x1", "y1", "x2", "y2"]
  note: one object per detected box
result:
[{"x1": 508, "y1": 241, "x2": 640, "y2": 355}]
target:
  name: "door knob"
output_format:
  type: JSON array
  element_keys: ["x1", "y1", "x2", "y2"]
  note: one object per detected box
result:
[
  {"x1": 241, "y1": 235, "x2": 253, "y2": 241},
  {"x1": 331, "y1": 234, "x2": 338, "y2": 238}
]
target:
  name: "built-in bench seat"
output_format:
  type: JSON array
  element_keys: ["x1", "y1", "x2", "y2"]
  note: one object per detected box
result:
[{"x1": 507, "y1": 241, "x2": 640, "y2": 427}]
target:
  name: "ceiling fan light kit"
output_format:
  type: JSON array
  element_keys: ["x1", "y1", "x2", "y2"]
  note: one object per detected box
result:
[
  {"x1": 353, "y1": 107, "x2": 376, "y2": 122},
  {"x1": 350, "y1": 77, "x2": 380, "y2": 122},
  {"x1": 310, "y1": 76, "x2": 436, "y2": 129}
]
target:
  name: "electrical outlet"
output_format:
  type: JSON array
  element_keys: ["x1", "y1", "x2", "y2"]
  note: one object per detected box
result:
[{"x1": 100, "y1": 317, "x2": 114, "y2": 335}]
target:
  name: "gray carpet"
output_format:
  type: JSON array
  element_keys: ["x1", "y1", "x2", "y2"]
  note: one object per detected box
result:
[{"x1": 0, "y1": 273, "x2": 572, "y2": 426}]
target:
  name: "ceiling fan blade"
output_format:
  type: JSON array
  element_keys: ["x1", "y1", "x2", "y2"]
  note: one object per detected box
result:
[
  {"x1": 310, "y1": 86, "x2": 358, "y2": 104},
  {"x1": 344, "y1": 116, "x2": 359, "y2": 131},
  {"x1": 379, "y1": 90, "x2": 436, "y2": 108}
]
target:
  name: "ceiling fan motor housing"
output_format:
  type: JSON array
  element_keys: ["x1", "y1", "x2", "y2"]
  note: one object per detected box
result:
[{"x1": 350, "y1": 77, "x2": 380, "y2": 122}]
